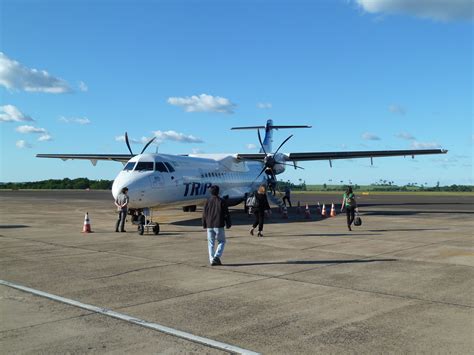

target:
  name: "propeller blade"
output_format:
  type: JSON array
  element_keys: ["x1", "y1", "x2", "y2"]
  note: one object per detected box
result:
[
  {"x1": 275, "y1": 161, "x2": 305, "y2": 169},
  {"x1": 256, "y1": 165, "x2": 267, "y2": 179},
  {"x1": 257, "y1": 129, "x2": 267, "y2": 155},
  {"x1": 274, "y1": 134, "x2": 293, "y2": 155},
  {"x1": 140, "y1": 137, "x2": 156, "y2": 154},
  {"x1": 125, "y1": 132, "x2": 133, "y2": 156}
]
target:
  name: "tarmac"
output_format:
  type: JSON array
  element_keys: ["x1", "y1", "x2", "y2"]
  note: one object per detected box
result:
[{"x1": 0, "y1": 190, "x2": 473, "y2": 354}]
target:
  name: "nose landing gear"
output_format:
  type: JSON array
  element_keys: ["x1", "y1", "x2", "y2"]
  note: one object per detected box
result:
[{"x1": 130, "y1": 208, "x2": 160, "y2": 235}]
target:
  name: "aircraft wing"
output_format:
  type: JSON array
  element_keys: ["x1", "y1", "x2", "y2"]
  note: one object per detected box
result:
[
  {"x1": 285, "y1": 149, "x2": 447, "y2": 161},
  {"x1": 36, "y1": 154, "x2": 131, "y2": 165},
  {"x1": 236, "y1": 149, "x2": 447, "y2": 162}
]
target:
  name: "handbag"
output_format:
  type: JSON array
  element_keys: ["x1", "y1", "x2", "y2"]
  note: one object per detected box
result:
[{"x1": 354, "y1": 212, "x2": 362, "y2": 226}]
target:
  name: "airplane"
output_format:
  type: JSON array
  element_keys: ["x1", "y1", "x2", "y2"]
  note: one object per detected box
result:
[{"x1": 37, "y1": 119, "x2": 447, "y2": 233}]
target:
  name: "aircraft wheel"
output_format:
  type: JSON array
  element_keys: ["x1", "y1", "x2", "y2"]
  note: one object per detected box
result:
[
  {"x1": 189, "y1": 205, "x2": 196, "y2": 212},
  {"x1": 153, "y1": 224, "x2": 160, "y2": 235},
  {"x1": 182, "y1": 206, "x2": 189, "y2": 212}
]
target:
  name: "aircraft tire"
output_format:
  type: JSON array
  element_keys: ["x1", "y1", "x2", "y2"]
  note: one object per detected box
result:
[{"x1": 153, "y1": 224, "x2": 160, "y2": 235}]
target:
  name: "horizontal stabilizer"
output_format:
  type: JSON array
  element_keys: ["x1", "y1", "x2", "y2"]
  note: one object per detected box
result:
[{"x1": 231, "y1": 124, "x2": 311, "y2": 130}]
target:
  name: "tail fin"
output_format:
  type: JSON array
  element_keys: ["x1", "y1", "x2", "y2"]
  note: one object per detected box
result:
[{"x1": 231, "y1": 119, "x2": 311, "y2": 153}]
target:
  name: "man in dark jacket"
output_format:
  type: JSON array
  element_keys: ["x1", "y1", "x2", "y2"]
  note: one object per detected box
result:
[{"x1": 202, "y1": 185, "x2": 231, "y2": 266}]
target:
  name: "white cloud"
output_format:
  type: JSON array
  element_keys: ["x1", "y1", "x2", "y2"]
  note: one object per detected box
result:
[
  {"x1": 59, "y1": 116, "x2": 91, "y2": 125},
  {"x1": 38, "y1": 134, "x2": 53, "y2": 142},
  {"x1": 78, "y1": 81, "x2": 88, "y2": 92},
  {"x1": 115, "y1": 135, "x2": 150, "y2": 145},
  {"x1": 362, "y1": 132, "x2": 381, "y2": 140},
  {"x1": 167, "y1": 93, "x2": 236, "y2": 114},
  {"x1": 152, "y1": 130, "x2": 203, "y2": 143},
  {"x1": 0, "y1": 104, "x2": 34, "y2": 122},
  {"x1": 411, "y1": 141, "x2": 442, "y2": 149},
  {"x1": 246, "y1": 143, "x2": 257, "y2": 149},
  {"x1": 257, "y1": 102, "x2": 272, "y2": 109},
  {"x1": 16, "y1": 125, "x2": 47, "y2": 134},
  {"x1": 389, "y1": 104, "x2": 406, "y2": 115},
  {"x1": 396, "y1": 132, "x2": 415, "y2": 140},
  {"x1": 16, "y1": 140, "x2": 32, "y2": 149},
  {"x1": 355, "y1": 0, "x2": 474, "y2": 22},
  {"x1": 0, "y1": 52, "x2": 73, "y2": 93},
  {"x1": 191, "y1": 148, "x2": 204, "y2": 154}
]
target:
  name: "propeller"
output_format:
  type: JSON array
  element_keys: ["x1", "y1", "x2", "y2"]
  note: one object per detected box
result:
[
  {"x1": 255, "y1": 130, "x2": 303, "y2": 180},
  {"x1": 125, "y1": 132, "x2": 133, "y2": 156},
  {"x1": 124, "y1": 132, "x2": 157, "y2": 156},
  {"x1": 140, "y1": 137, "x2": 156, "y2": 154}
]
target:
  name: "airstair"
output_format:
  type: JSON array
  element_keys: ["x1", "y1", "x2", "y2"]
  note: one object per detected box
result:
[{"x1": 267, "y1": 190, "x2": 286, "y2": 209}]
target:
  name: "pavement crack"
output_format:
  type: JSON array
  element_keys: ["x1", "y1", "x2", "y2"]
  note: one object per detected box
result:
[
  {"x1": 0, "y1": 313, "x2": 94, "y2": 334},
  {"x1": 88, "y1": 265, "x2": 171, "y2": 280}
]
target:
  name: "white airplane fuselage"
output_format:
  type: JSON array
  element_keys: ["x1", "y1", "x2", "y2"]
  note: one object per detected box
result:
[{"x1": 112, "y1": 153, "x2": 266, "y2": 209}]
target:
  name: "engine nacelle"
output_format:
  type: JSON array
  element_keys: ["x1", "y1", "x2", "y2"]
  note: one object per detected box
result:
[{"x1": 272, "y1": 153, "x2": 287, "y2": 175}]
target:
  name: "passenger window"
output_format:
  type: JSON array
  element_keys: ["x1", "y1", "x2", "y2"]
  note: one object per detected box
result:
[
  {"x1": 155, "y1": 162, "x2": 168, "y2": 172},
  {"x1": 135, "y1": 162, "x2": 154, "y2": 171},
  {"x1": 164, "y1": 162, "x2": 175, "y2": 172},
  {"x1": 123, "y1": 162, "x2": 136, "y2": 171}
]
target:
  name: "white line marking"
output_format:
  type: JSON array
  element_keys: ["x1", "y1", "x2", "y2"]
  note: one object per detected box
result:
[{"x1": 0, "y1": 279, "x2": 260, "y2": 355}]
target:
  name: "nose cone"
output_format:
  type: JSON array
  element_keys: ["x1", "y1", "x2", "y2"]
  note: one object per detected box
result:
[
  {"x1": 111, "y1": 179, "x2": 121, "y2": 200},
  {"x1": 112, "y1": 171, "x2": 152, "y2": 209}
]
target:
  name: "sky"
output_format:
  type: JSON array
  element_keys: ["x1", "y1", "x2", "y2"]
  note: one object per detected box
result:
[{"x1": 1, "y1": 0, "x2": 472, "y2": 186}]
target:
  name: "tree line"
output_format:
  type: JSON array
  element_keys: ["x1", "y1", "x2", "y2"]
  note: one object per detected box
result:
[
  {"x1": 0, "y1": 178, "x2": 472, "y2": 192},
  {"x1": 0, "y1": 178, "x2": 113, "y2": 190}
]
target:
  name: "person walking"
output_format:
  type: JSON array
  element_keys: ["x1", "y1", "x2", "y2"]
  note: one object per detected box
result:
[
  {"x1": 282, "y1": 186, "x2": 292, "y2": 207},
  {"x1": 340, "y1": 186, "x2": 358, "y2": 231},
  {"x1": 115, "y1": 187, "x2": 129, "y2": 232},
  {"x1": 249, "y1": 184, "x2": 271, "y2": 237},
  {"x1": 267, "y1": 175, "x2": 276, "y2": 196},
  {"x1": 202, "y1": 185, "x2": 231, "y2": 266}
]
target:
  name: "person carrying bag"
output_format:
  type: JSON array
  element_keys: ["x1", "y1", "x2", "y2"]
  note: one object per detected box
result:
[{"x1": 340, "y1": 186, "x2": 359, "y2": 231}]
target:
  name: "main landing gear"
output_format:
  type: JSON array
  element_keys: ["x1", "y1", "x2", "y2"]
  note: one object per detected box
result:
[{"x1": 130, "y1": 208, "x2": 160, "y2": 235}]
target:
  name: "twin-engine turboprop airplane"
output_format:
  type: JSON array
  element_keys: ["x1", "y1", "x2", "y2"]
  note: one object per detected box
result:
[{"x1": 37, "y1": 119, "x2": 447, "y2": 233}]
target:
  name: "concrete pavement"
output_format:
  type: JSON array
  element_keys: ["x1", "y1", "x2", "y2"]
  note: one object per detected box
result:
[{"x1": 1, "y1": 190, "x2": 473, "y2": 354}]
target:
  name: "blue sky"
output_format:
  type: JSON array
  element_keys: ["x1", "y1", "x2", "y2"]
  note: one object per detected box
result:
[{"x1": 1, "y1": 0, "x2": 472, "y2": 185}]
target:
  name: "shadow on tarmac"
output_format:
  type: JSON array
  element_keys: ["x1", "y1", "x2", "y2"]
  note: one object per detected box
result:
[
  {"x1": 223, "y1": 258, "x2": 397, "y2": 267},
  {"x1": 366, "y1": 228, "x2": 450, "y2": 232},
  {"x1": 362, "y1": 211, "x2": 474, "y2": 216},
  {"x1": 0, "y1": 225, "x2": 30, "y2": 229}
]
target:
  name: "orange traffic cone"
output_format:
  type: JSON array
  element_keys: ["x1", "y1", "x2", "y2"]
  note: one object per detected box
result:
[
  {"x1": 330, "y1": 203, "x2": 336, "y2": 217},
  {"x1": 82, "y1": 212, "x2": 92, "y2": 233},
  {"x1": 316, "y1": 202, "x2": 322, "y2": 215},
  {"x1": 296, "y1": 201, "x2": 301, "y2": 214},
  {"x1": 281, "y1": 206, "x2": 288, "y2": 219},
  {"x1": 321, "y1": 204, "x2": 327, "y2": 218},
  {"x1": 304, "y1": 204, "x2": 311, "y2": 219}
]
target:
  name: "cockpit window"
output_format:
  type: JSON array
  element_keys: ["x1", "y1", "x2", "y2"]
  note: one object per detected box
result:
[
  {"x1": 155, "y1": 162, "x2": 168, "y2": 172},
  {"x1": 123, "y1": 162, "x2": 136, "y2": 171},
  {"x1": 135, "y1": 162, "x2": 154, "y2": 171},
  {"x1": 164, "y1": 162, "x2": 175, "y2": 172}
]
